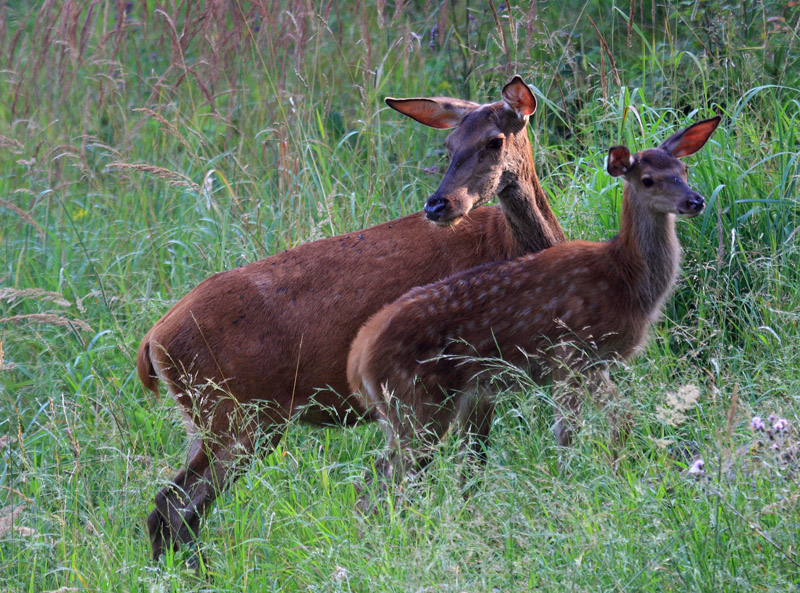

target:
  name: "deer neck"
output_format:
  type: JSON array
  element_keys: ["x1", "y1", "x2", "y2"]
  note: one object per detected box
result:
[
  {"x1": 617, "y1": 186, "x2": 681, "y2": 313},
  {"x1": 497, "y1": 140, "x2": 566, "y2": 258}
]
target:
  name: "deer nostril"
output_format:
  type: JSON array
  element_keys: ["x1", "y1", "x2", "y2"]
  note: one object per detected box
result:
[
  {"x1": 684, "y1": 194, "x2": 705, "y2": 212},
  {"x1": 424, "y1": 196, "x2": 448, "y2": 220}
]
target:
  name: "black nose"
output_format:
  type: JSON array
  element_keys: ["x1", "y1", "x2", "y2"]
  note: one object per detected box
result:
[
  {"x1": 425, "y1": 196, "x2": 447, "y2": 221},
  {"x1": 686, "y1": 193, "x2": 705, "y2": 212}
]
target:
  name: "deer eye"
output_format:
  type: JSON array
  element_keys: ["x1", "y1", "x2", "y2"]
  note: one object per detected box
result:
[
  {"x1": 486, "y1": 137, "x2": 503, "y2": 150},
  {"x1": 642, "y1": 177, "x2": 654, "y2": 188}
]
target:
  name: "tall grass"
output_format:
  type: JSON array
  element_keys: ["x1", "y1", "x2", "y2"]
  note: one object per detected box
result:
[{"x1": 1, "y1": 1, "x2": 798, "y2": 591}]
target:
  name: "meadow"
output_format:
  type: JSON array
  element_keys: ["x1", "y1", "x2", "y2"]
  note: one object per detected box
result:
[{"x1": 1, "y1": 1, "x2": 798, "y2": 591}]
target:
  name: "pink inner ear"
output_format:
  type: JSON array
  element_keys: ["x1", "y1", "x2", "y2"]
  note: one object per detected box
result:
[
  {"x1": 417, "y1": 103, "x2": 464, "y2": 129},
  {"x1": 672, "y1": 125, "x2": 714, "y2": 158},
  {"x1": 386, "y1": 98, "x2": 466, "y2": 129},
  {"x1": 502, "y1": 84, "x2": 536, "y2": 117}
]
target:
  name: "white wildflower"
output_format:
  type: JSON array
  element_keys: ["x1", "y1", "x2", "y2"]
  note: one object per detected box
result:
[
  {"x1": 688, "y1": 458, "x2": 705, "y2": 476},
  {"x1": 656, "y1": 384, "x2": 701, "y2": 426}
]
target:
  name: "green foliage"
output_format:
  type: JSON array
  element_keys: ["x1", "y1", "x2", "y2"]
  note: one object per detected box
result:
[{"x1": 1, "y1": 1, "x2": 798, "y2": 590}]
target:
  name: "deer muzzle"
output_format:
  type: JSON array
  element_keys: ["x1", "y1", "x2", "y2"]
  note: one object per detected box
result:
[
  {"x1": 678, "y1": 192, "x2": 705, "y2": 217},
  {"x1": 424, "y1": 195, "x2": 449, "y2": 222}
]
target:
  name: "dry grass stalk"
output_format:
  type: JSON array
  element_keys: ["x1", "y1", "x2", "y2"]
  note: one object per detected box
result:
[
  {"x1": 5, "y1": 5, "x2": 30, "y2": 76},
  {"x1": 0, "y1": 199, "x2": 45, "y2": 238},
  {"x1": 762, "y1": 491, "x2": 800, "y2": 514},
  {"x1": 359, "y1": 0, "x2": 372, "y2": 74},
  {"x1": 717, "y1": 196, "x2": 725, "y2": 271},
  {"x1": 376, "y1": 0, "x2": 386, "y2": 29},
  {"x1": 724, "y1": 383, "x2": 739, "y2": 442},
  {"x1": 0, "y1": 337, "x2": 15, "y2": 371},
  {"x1": 628, "y1": 0, "x2": 635, "y2": 47},
  {"x1": 587, "y1": 15, "x2": 621, "y2": 86},
  {"x1": 488, "y1": 0, "x2": 512, "y2": 76},
  {"x1": 132, "y1": 108, "x2": 193, "y2": 152},
  {"x1": 0, "y1": 134, "x2": 22, "y2": 150},
  {"x1": 0, "y1": 288, "x2": 71, "y2": 307},
  {"x1": 29, "y1": 0, "x2": 63, "y2": 111},
  {"x1": 0, "y1": 313, "x2": 93, "y2": 333},
  {"x1": 0, "y1": 484, "x2": 33, "y2": 503},
  {"x1": 106, "y1": 162, "x2": 200, "y2": 191}
]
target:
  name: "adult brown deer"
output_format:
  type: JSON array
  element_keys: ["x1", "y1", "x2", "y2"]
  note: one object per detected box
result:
[
  {"x1": 348, "y1": 116, "x2": 720, "y2": 485},
  {"x1": 138, "y1": 76, "x2": 566, "y2": 559}
]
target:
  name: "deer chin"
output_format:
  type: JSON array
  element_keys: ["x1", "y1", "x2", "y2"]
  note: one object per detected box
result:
[
  {"x1": 676, "y1": 202, "x2": 705, "y2": 218},
  {"x1": 428, "y1": 214, "x2": 466, "y2": 227},
  {"x1": 424, "y1": 205, "x2": 471, "y2": 226}
]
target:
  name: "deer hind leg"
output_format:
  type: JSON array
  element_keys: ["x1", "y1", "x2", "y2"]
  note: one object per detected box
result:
[
  {"x1": 551, "y1": 353, "x2": 629, "y2": 450},
  {"x1": 587, "y1": 367, "x2": 631, "y2": 452},
  {"x1": 358, "y1": 378, "x2": 461, "y2": 506},
  {"x1": 455, "y1": 391, "x2": 496, "y2": 495},
  {"x1": 147, "y1": 420, "x2": 261, "y2": 560},
  {"x1": 147, "y1": 378, "x2": 287, "y2": 560},
  {"x1": 549, "y1": 346, "x2": 591, "y2": 448},
  {"x1": 461, "y1": 391, "x2": 496, "y2": 466}
]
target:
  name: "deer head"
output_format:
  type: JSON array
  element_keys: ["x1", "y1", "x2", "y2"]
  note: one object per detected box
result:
[
  {"x1": 386, "y1": 76, "x2": 539, "y2": 225},
  {"x1": 607, "y1": 116, "x2": 721, "y2": 217}
]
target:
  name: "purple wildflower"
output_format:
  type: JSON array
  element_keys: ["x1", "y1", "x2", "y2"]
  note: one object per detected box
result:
[
  {"x1": 751, "y1": 416, "x2": 766, "y2": 431},
  {"x1": 772, "y1": 417, "x2": 789, "y2": 433}
]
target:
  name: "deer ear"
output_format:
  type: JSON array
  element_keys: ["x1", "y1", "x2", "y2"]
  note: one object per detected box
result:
[
  {"x1": 385, "y1": 97, "x2": 479, "y2": 129},
  {"x1": 659, "y1": 115, "x2": 721, "y2": 158},
  {"x1": 501, "y1": 75, "x2": 537, "y2": 120},
  {"x1": 607, "y1": 146, "x2": 634, "y2": 177}
]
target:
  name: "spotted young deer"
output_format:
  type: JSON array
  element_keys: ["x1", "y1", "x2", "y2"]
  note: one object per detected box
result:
[
  {"x1": 137, "y1": 76, "x2": 567, "y2": 559},
  {"x1": 348, "y1": 116, "x2": 721, "y2": 484}
]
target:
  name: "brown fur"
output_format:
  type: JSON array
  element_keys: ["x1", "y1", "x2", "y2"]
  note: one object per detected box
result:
[
  {"x1": 140, "y1": 77, "x2": 566, "y2": 559},
  {"x1": 348, "y1": 116, "x2": 720, "y2": 480}
]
